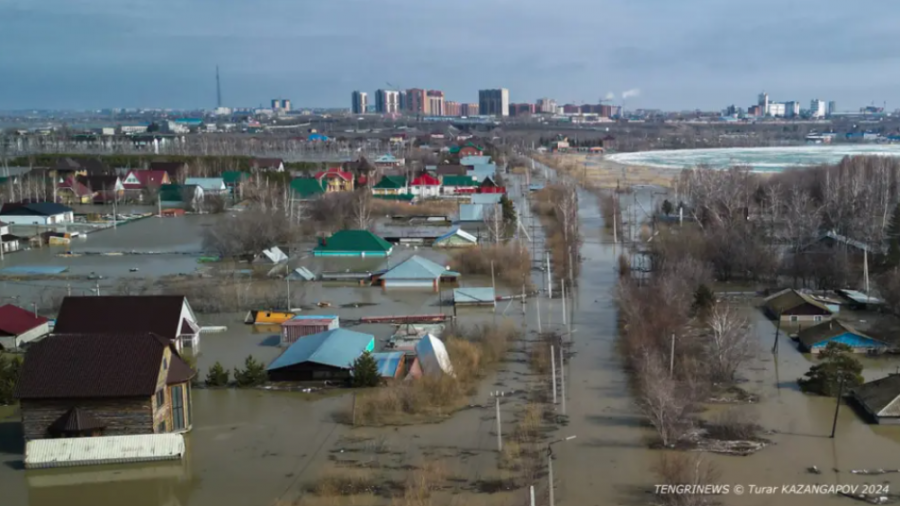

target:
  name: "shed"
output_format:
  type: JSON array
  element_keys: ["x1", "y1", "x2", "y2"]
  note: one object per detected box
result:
[
  {"x1": 0, "y1": 304, "x2": 50, "y2": 351},
  {"x1": 471, "y1": 193, "x2": 502, "y2": 205},
  {"x1": 314, "y1": 230, "x2": 393, "y2": 257},
  {"x1": 267, "y1": 328, "x2": 375, "y2": 382},
  {"x1": 763, "y1": 289, "x2": 833, "y2": 323},
  {"x1": 796, "y1": 320, "x2": 888, "y2": 354},
  {"x1": 852, "y1": 374, "x2": 900, "y2": 424},
  {"x1": 459, "y1": 203, "x2": 497, "y2": 223},
  {"x1": 837, "y1": 289, "x2": 884, "y2": 310},
  {"x1": 25, "y1": 434, "x2": 185, "y2": 469},
  {"x1": 414, "y1": 334, "x2": 454, "y2": 378},
  {"x1": 453, "y1": 287, "x2": 496, "y2": 307},
  {"x1": 433, "y1": 227, "x2": 478, "y2": 248},
  {"x1": 281, "y1": 315, "x2": 340, "y2": 346},
  {"x1": 372, "y1": 352, "x2": 407, "y2": 379},
  {"x1": 244, "y1": 310, "x2": 297, "y2": 325},
  {"x1": 372, "y1": 176, "x2": 408, "y2": 196},
  {"x1": 378, "y1": 255, "x2": 460, "y2": 291}
]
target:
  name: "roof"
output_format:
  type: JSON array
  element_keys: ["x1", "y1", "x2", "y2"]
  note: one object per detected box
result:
[
  {"x1": 267, "y1": 328, "x2": 374, "y2": 371},
  {"x1": 471, "y1": 193, "x2": 502, "y2": 205},
  {"x1": 808, "y1": 230, "x2": 879, "y2": 254},
  {"x1": 125, "y1": 170, "x2": 169, "y2": 189},
  {"x1": 453, "y1": 287, "x2": 496, "y2": 304},
  {"x1": 372, "y1": 352, "x2": 404, "y2": 377},
  {"x1": 222, "y1": 171, "x2": 251, "y2": 184},
  {"x1": 434, "y1": 227, "x2": 478, "y2": 244},
  {"x1": 381, "y1": 255, "x2": 458, "y2": 280},
  {"x1": 436, "y1": 165, "x2": 467, "y2": 176},
  {"x1": 442, "y1": 175, "x2": 476, "y2": 187},
  {"x1": 49, "y1": 407, "x2": 106, "y2": 434},
  {"x1": 308, "y1": 133, "x2": 329, "y2": 141},
  {"x1": 315, "y1": 167, "x2": 353, "y2": 181},
  {"x1": 0, "y1": 202, "x2": 73, "y2": 217},
  {"x1": 460, "y1": 156, "x2": 492, "y2": 166},
  {"x1": 415, "y1": 334, "x2": 454, "y2": 377},
  {"x1": 853, "y1": 375, "x2": 900, "y2": 416},
  {"x1": 149, "y1": 162, "x2": 188, "y2": 177},
  {"x1": 54, "y1": 157, "x2": 108, "y2": 174},
  {"x1": 159, "y1": 184, "x2": 186, "y2": 202},
  {"x1": 184, "y1": 177, "x2": 226, "y2": 191},
  {"x1": 15, "y1": 332, "x2": 194, "y2": 399},
  {"x1": 764, "y1": 289, "x2": 831, "y2": 316},
  {"x1": 373, "y1": 175, "x2": 407, "y2": 189},
  {"x1": 0, "y1": 304, "x2": 49, "y2": 336},
  {"x1": 54, "y1": 295, "x2": 191, "y2": 341},
  {"x1": 459, "y1": 203, "x2": 494, "y2": 222},
  {"x1": 290, "y1": 177, "x2": 325, "y2": 198},
  {"x1": 375, "y1": 154, "x2": 399, "y2": 163},
  {"x1": 797, "y1": 320, "x2": 883, "y2": 348},
  {"x1": 58, "y1": 176, "x2": 92, "y2": 196},
  {"x1": 283, "y1": 315, "x2": 339, "y2": 327},
  {"x1": 449, "y1": 143, "x2": 484, "y2": 154},
  {"x1": 25, "y1": 434, "x2": 185, "y2": 469},
  {"x1": 251, "y1": 158, "x2": 284, "y2": 169},
  {"x1": 411, "y1": 174, "x2": 440, "y2": 186},
  {"x1": 837, "y1": 289, "x2": 884, "y2": 305},
  {"x1": 316, "y1": 230, "x2": 393, "y2": 253},
  {"x1": 78, "y1": 175, "x2": 119, "y2": 191}
]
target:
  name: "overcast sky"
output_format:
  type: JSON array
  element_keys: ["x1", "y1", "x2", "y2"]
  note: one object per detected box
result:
[{"x1": 2, "y1": 0, "x2": 899, "y2": 111}]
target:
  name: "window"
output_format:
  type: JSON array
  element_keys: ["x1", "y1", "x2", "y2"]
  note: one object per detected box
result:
[
  {"x1": 157, "y1": 421, "x2": 166, "y2": 433},
  {"x1": 156, "y1": 389, "x2": 165, "y2": 409},
  {"x1": 790, "y1": 316, "x2": 798, "y2": 322},
  {"x1": 171, "y1": 385, "x2": 185, "y2": 431},
  {"x1": 163, "y1": 357, "x2": 168, "y2": 370},
  {"x1": 814, "y1": 316, "x2": 822, "y2": 322}
]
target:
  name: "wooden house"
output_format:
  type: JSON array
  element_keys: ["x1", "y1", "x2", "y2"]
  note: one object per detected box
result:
[
  {"x1": 150, "y1": 162, "x2": 190, "y2": 183},
  {"x1": 0, "y1": 304, "x2": 50, "y2": 351},
  {"x1": 797, "y1": 320, "x2": 888, "y2": 354},
  {"x1": 763, "y1": 289, "x2": 833, "y2": 323},
  {"x1": 267, "y1": 329, "x2": 374, "y2": 382},
  {"x1": 372, "y1": 176, "x2": 408, "y2": 196},
  {"x1": 280, "y1": 315, "x2": 340, "y2": 346},
  {"x1": 15, "y1": 332, "x2": 196, "y2": 441},
  {"x1": 314, "y1": 167, "x2": 355, "y2": 193},
  {"x1": 852, "y1": 374, "x2": 900, "y2": 424}
]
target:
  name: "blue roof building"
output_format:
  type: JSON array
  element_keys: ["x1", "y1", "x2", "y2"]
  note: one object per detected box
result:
[
  {"x1": 372, "y1": 352, "x2": 406, "y2": 379},
  {"x1": 267, "y1": 328, "x2": 375, "y2": 381},
  {"x1": 453, "y1": 287, "x2": 496, "y2": 307},
  {"x1": 458, "y1": 203, "x2": 498, "y2": 223},
  {"x1": 460, "y1": 156, "x2": 492, "y2": 166},
  {"x1": 378, "y1": 255, "x2": 460, "y2": 291},
  {"x1": 797, "y1": 320, "x2": 888, "y2": 355}
]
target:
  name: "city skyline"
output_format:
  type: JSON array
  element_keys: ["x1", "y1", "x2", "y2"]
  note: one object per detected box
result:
[{"x1": 2, "y1": 0, "x2": 900, "y2": 110}]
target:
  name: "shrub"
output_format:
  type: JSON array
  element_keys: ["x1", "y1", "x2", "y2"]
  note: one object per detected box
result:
[
  {"x1": 0, "y1": 355, "x2": 23, "y2": 405},
  {"x1": 351, "y1": 351, "x2": 381, "y2": 387},
  {"x1": 798, "y1": 342, "x2": 864, "y2": 396},
  {"x1": 450, "y1": 242, "x2": 531, "y2": 287},
  {"x1": 233, "y1": 355, "x2": 268, "y2": 387},
  {"x1": 205, "y1": 361, "x2": 230, "y2": 387}
]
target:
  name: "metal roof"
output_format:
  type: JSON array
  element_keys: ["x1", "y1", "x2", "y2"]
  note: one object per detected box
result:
[
  {"x1": 0, "y1": 304, "x2": 49, "y2": 335},
  {"x1": 460, "y1": 156, "x2": 492, "y2": 166},
  {"x1": 267, "y1": 328, "x2": 374, "y2": 370},
  {"x1": 453, "y1": 287, "x2": 496, "y2": 304},
  {"x1": 184, "y1": 177, "x2": 226, "y2": 191},
  {"x1": 381, "y1": 255, "x2": 458, "y2": 280},
  {"x1": 283, "y1": 315, "x2": 339, "y2": 327},
  {"x1": 838, "y1": 289, "x2": 884, "y2": 305},
  {"x1": 434, "y1": 227, "x2": 478, "y2": 245},
  {"x1": 373, "y1": 351, "x2": 404, "y2": 377},
  {"x1": 797, "y1": 320, "x2": 883, "y2": 348},
  {"x1": 25, "y1": 434, "x2": 185, "y2": 469},
  {"x1": 415, "y1": 334, "x2": 454, "y2": 377},
  {"x1": 852, "y1": 374, "x2": 900, "y2": 416},
  {"x1": 459, "y1": 203, "x2": 494, "y2": 222},
  {"x1": 471, "y1": 193, "x2": 502, "y2": 205}
]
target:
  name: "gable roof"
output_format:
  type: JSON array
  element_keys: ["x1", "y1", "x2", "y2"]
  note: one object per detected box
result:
[
  {"x1": 442, "y1": 175, "x2": 476, "y2": 187},
  {"x1": 250, "y1": 158, "x2": 284, "y2": 169},
  {"x1": 853, "y1": 374, "x2": 900, "y2": 416},
  {"x1": 315, "y1": 230, "x2": 393, "y2": 253},
  {"x1": 372, "y1": 352, "x2": 404, "y2": 377},
  {"x1": 78, "y1": 175, "x2": 120, "y2": 191},
  {"x1": 434, "y1": 227, "x2": 478, "y2": 245},
  {"x1": 411, "y1": 174, "x2": 440, "y2": 186},
  {"x1": 149, "y1": 162, "x2": 188, "y2": 178},
  {"x1": 314, "y1": 167, "x2": 353, "y2": 181},
  {"x1": 797, "y1": 319, "x2": 883, "y2": 348},
  {"x1": 764, "y1": 289, "x2": 832, "y2": 316},
  {"x1": 460, "y1": 156, "x2": 492, "y2": 166},
  {"x1": 267, "y1": 328, "x2": 374, "y2": 371},
  {"x1": 222, "y1": 171, "x2": 251, "y2": 185},
  {"x1": 49, "y1": 407, "x2": 106, "y2": 434},
  {"x1": 58, "y1": 176, "x2": 93, "y2": 196},
  {"x1": 54, "y1": 157, "x2": 109, "y2": 174},
  {"x1": 54, "y1": 296, "x2": 191, "y2": 342},
  {"x1": 184, "y1": 177, "x2": 226, "y2": 191},
  {"x1": 373, "y1": 175, "x2": 407, "y2": 189},
  {"x1": 459, "y1": 203, "x2": 493, "y2": 222},
  {"x1": 15, "y1": 332, "x2": 194, "y2": 399},
  {"x1": 381, "y1": 255, "x2": 457, "y2": 280},
  {"x1": 124, "y1": 170, "x2": 169, "y2": 189},
  {"x1": 290, "y1": 178, "x2": 325, "y2": 198},
  {"x1": 471, "y1": 193, "x2": 502, "y2": 205},
  {"x1": 0, "y1": 202, "x2": 73, "y2": 217},
  {"x1": 0, "y1": 304, "x2": 49, "y2": 336}
]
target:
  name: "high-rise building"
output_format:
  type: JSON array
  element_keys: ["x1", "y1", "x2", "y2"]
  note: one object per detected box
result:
[
  {"x1": 460, "y1": 103, "x2": 479, "y2": 116},
  {"x1": 398, "y1": 91, "x2": 407, "y2": 111},
  {"x1": 375, "y1": 90, "x2": 400, "y2": 113},
  {"x1": 282, "y1": 99, "x2": 291, "y2": 112},
  {"x1": 479, "y1": 89, "x2": 509, "y2": 116},
  {"x1": 562, "y1": 104, "x2": 580, "y2": 114},
  {"x1": 828, "y1": 101, "x2": 837, "y2": 116},
  {"x1": 810, "y1": 99, "x2": 827, "y2": 119},
  {"x1": 509, "y1": 104, "x2": 536, "y2": 116},
  {"x1": 445, "y1": 101, "x2": 461, "y2": 117},
  {"x1": 406, "y1": 89, "x2": 428, "y2": 115},
  {"x1": 758, "y1": 92, "x2": 770, "y2": 115},
  {"x1": 768, "y1": 102, "x2": 786, "y2": 117},
  {"x1": 351, "y1": 91, "x2": 368, "y2": 114},
  {"x1": 271, "y1": 99, "x2": 281, "y2": 110},
  {"x1": 785, "y1": 101, "x2": 801, "y2": 118},
  {"x1": 427, "y1": 90, "x2": 445, "y2": 116},
  {"x1": 536, "y1": 98, "x2": 557, "y2": 113}
]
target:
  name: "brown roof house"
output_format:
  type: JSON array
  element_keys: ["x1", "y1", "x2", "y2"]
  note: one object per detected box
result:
[
  {"x1": 250, "y1": 158, "x2": 285, "y2": 172},
  {"x1": 763, "y1": 289, "x2": 834, "y2": 323},
  {"x1": 852, "y1": 374, "x2": 900, "y2": 424},
  {"x1": 15, "y1": 332, "x2": 196, "y2": 441},
  {"x1": 54, "y1": 296, "x2": 201, "y2": 352},
  {"x1": 149, "y1": 162, "x2": 190, "y2": 183}
]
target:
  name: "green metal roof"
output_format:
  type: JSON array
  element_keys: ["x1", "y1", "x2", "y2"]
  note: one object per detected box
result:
[
  {"x1": 442, "y1": 175, "x2": 476, "y2": 187},
  {"x1": 222, "y1": 171, "x2": 250, "y2": 184},
  {"x1": 290, "y1": 178, "x2": 325, "y2": 198},
  {"x1": 159, "y1": 184, "x2": 184, "y2": 202},
  {"x1": 374, "y1": 194, "x2": 415, "y2": 201},
  {"x1": 373, "y1": 175, "x2": 407, "y2": 189},
  {"x1": 315, "y1": 230, "x2": 393, "y2": 253}
]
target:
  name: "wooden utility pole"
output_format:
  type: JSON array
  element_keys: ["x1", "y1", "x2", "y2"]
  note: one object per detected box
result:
[
  {"x1": 551, "y1": 344, "x2": 557, "y2": 404},
  {"x1": 830, "y1": 374, "x2": 845, "y2": 438},
  {"x1": 669, "y1": 334, "x2": 675, "y2": 378}
]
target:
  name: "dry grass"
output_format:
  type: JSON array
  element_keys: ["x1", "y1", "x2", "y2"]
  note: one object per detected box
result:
[
  {"x1": 450, "y1": 242, "x2": 532, "y2": 288},
  {"x1": 348, "y1": 321, "x2": 520, "y2": 426},
  {"x1": 371, "y1": 198, "x2": 459, "y2": 217}
]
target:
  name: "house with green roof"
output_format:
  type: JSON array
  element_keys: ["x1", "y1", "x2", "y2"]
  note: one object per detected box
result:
[
  {"x1": 290, "y1": 178, "x2": 325, "y2": 199},
  {"x1": 449, "y1": 142, "x2": 485, "y2": 157},
  {"x1": 313, "y1": 230, "x2": 393, "y2": 257},
  {"x1": 372, "y1": 175, "x2": 408, "y2": 196},
  {"x1": 441, "y1": 175, "x2": 477, "y2": 195},
  {"x1": 222, "y1": 171, "x2": 251, "y2": 187},
  {"x1": 159, "y1": 184, "x2": 202, "y2": 209}
]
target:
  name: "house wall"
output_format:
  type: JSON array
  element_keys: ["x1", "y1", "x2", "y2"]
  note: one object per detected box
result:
[
  {"x1": 268, "y1": 363, "x2": 351, "y2": 382},
  {"x1": 20, "y1": 397, "x2": 154, "y2": 440},
  {"x1": 0, "y1": 322, "x2": 50, "y2": 351},
  {"x1": 152, "y1": 347, "x2": 172, "y2": 432},
  {"x1": 382, "y1": 279, "x2": 439, "y2": 292},
  {"x1": 809, "y1": 333, "x2": 886, "y2": 354},
  {"x1": 777, "y1": 302, "x2": 833, "y2": 322}
]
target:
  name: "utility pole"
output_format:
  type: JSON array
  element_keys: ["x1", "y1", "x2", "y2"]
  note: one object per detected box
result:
[
  {"x1": 559, "y1": 345, "x2": 566, "y2": 416},
  {"x1": 95, "y1": 281, "x2": 100, "y2": 296},
  {"x1": 670, "y1": 334, "x2": 675, "y2": 378},
  {"x1": 551, "y1": 344, "x2": 557, "y2": 404},
  {"x1": 830, "y1": 373, "x2": 845, "y2": 439},
  {"x1": 561, "y1": 280, "x2": 567, "y2": 328},
  {"x1": 32, "y1": 302, "x2": 37, "y2": 318},
  {"x1": 286, "y1": 277, "x2": 291, "y2": 311},
  {"x1": 548, "y1": 436, "x2": 577, "y2": 506},
  {"x1": 67, "y1": 283, "x2": 71, "y2": 296},
  {"x1": 773, "y1": 312, "x2": 782, "y2": 354},
  {"x1": 491, "y1": 391, "x2": 504, "y2": 452},
  {"x1": 537, "y1": 296, "x2": 542, "y2": 333},
  {"x1": 547, "y1": 253, "x2": 552, "y2": 299}
]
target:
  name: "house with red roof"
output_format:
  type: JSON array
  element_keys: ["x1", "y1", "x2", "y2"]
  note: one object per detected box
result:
[
  {"x1": 57, "y1": 176, "x2": 94, "y2": 204},
  {"x1": 0, "y1": 304, "x2": 50, "y2": 351},
  {"x1": 122, "y1": 170, "x2": 171, "y2": 191},
  {"x1": 314, "y1": 167, "x2": 355, "y2": 193},
  {"x1": 410, "y1": 174, "x2": 441, "y2": 198}
]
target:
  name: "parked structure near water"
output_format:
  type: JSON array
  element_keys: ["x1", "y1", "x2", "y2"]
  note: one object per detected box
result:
[
  {"x1": 0, "y1": 202, "x2": 74, "y2": 225},
  {"x1": 267, "y1": 328, "x2": 375, "y2": 381},
  {"x1": 25, "y1": 433, "x2": 185, "y2": 469},
  {"x1": 796, "y1": 320, "x2": 888, "y2": 354},
  {"x1": 764, "y1": 289, "x2": 834, "y2": 323},
  {"x1": 852, "y1": 374, "x2": 900, "y2": 424},
  {"x1": 0, "y1": 304, "x2": 50, "y2": 351},
  {"x1": 375, "y1": 255, "x2": 460, "y2": 291},
  {"x1": 280, "y1": 315, "x2": 340, "y2": 346},
  {"x1": 245, "y1": 310, "x2": 297, "y2": 325},
  {"x1": 15, "y1": 332, "x2": 196, "y2": 441},
  {"x1": 314, "y1": 230, "x2": 393, "y2": 257}
]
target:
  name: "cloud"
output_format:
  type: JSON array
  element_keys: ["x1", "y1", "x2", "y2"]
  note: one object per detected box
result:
[
  {"x1": 605, "y1": 92, "x2": 616, "y2": 100},
  {"x1": 622, "y1": 89, "x2": 641, "y2": 99}
]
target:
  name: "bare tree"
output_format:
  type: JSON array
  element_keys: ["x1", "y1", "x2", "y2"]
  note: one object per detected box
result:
[
  {"x1": 703, "y1": 302, "x2": 753, "y2": 383},
  {"x1": 653, "y1": 452, "x2": 721, "y2": 506},
  {"x1": 482, "y1": 203, "x2": 503, "y2": 243},
  {"x1": 635, "y1": 351, "x2": 694, "y2": 447},
  {"x1": 351, "y1": 190, "x2": 373, "y2": 230}
]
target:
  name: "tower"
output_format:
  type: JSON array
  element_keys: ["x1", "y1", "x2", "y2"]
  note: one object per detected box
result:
[{"x1": 216, "y1": 65, "x2": 222, "y2": 108}]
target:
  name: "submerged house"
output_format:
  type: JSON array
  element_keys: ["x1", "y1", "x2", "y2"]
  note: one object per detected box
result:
[
  {"x1": 266, "y1": 328, "x2": 375, "y2": 381},
  {"x1": 0, "y1": 304, "x2": 50, "y2": 351},
  {"x1": 280, "y1": 315, "x2": 340, "y2": 346},
  {"x1": 54, "y1": 296, "x2": 201, "y2": 352},
  {"x1": 15, "y1": 332, "x2": 196, "y2": 441},
  {"x1": 852, "y1": 374, "x2": 900, "y2": 424},
  {"x1": 376, "y1": 255, "x2": 460, "y2": 292},
  {"x1": 433, "y1": 227, "x2": 478, "y2": 248},
  {"x1": 314, "y1": 230, "x2": 393, "y2": 257},
  {"x1": 453, "y1": 287, "x2": 496, "y2": 307},
  {"x1": 372, "y1": 175, "x2": 408, "y2": 196},
  {"x1": 763, "y1": 289, "x2": 833, "y2": 323},
  {"x1": 796, "y1": 320, "x2": 888, "y2": 354},
  {"x1": 290, "y1": 178, "x2": 325, "y2": 200},
  {"x1": 372, "y1": 351, "x2": 407, "y2": 380}
]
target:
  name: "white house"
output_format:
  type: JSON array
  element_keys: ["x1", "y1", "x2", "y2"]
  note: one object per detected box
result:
[
  {"x1": 1, "y1": 220, "x2": 20, "y2": 253},
  {"x1": 0, "y1": 203, "x2": 74, "y2": 225},
  {"x1": 0, "y1": 304, "x2": 51, "y2": 351},
  {"x1": 409, "y1": 174, "x2": 441, "y2": 198},
  {"x1": 184, "y1": 178, "x2": 228, "y2": 195}
]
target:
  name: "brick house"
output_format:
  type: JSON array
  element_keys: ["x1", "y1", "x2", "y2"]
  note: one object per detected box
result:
[{"x1": 15, "y1": 332, "x2": 195, "y2": 441}]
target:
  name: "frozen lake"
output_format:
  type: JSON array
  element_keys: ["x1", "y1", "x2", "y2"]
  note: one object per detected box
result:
[{"x1": 607, "y1": 144, "x2": 900, "y2": 171}]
